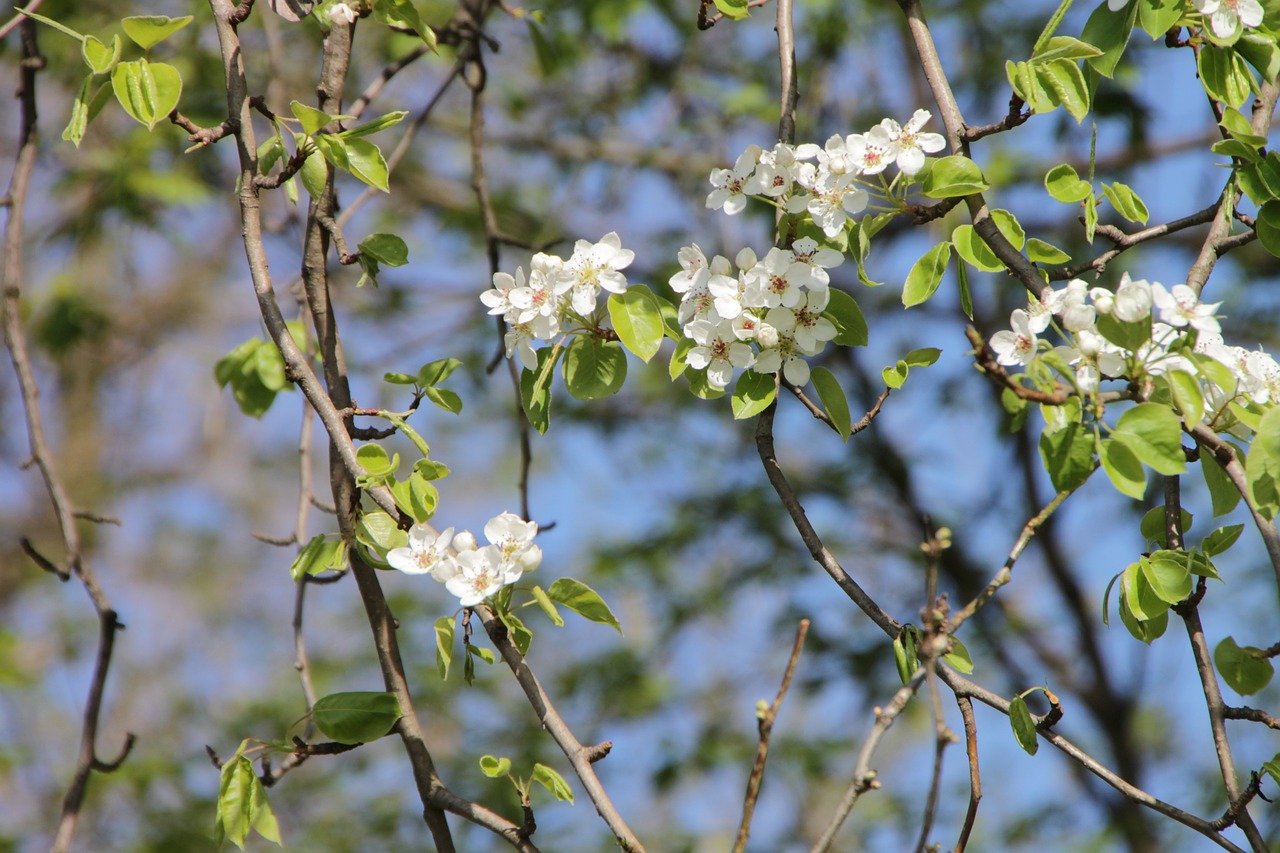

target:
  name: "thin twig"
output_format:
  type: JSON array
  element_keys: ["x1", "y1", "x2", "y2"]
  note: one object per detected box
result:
[
  {"x1": 953, "y1": 695, "x2": 981, "y2": 853},
  {"x1": 810, "y1": 667, "x2": 929, "y2": 852},
  {"x1": 755, "y1": 394, "x2": 900, "y2": 637},
  {"x1": 732, "y1": 619, "x2": 809, "y2": 853},
  {"x1": 478, "y1": 608, "x2": 646, "y2": 852}
]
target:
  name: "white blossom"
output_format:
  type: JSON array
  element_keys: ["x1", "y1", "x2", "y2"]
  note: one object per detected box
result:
[
  {"x1": 991, "y1": 309, "x2": 1038, "y2": 366},
  {"x1": 328, "y1": 2, "x2": 358, "y2": 25},
  {"x1": 1151, "y1": 282, "x2": 1221, "y2": 334},
  {"x1": 879, "y1": 109, "x2": 946, "y2": 176},
  {"x1": 1194, "y1": 0, "x2": 1263, "y2": 38},
  {"x1": 388, "y1": 525, "x2": 457, "y2": 581},
  {"x1": 445, "y1": 546, "x2": 507, "y2": 606},
  {"x1": 686, "y1": 318, "x2": 755, "y2": 388},
  {"x1": 707, "y1": 146, "x2": 761, "y2": 214}
]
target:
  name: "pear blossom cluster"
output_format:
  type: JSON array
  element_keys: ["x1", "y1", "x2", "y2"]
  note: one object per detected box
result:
[
  {"x1": 706, "y1": 109, "x2": 946, "y2": 238},
  {"x1": 992, "y1": 273, "x2": 1280, "y2": 433},
  {"x1": 388, "y1": 512, "x2": 541, "y2": 607},
  {"x1": 1105, "y1": 0, "x2": 1263, "y2": 40},
  {"x1": 670, "y1": 238, "x2": 843, "y2": 388},
  {"x1": 480, "y1": 232, "x2": 635, "y2": 370}
]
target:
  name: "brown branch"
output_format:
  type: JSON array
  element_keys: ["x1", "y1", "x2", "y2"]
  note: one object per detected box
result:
[
  {"x1": 1187, "y1": 79, "x2": 1280, "y2": 295},
  {"x1": 952, "y1": 695, "x2": 981, "y2": 853},
  {"x1": 1224, "y1": 706, "x2": 1280, "y2": 730},
  {"x1": 960, "y1": 92, "x2": 1029, "y2": 142},
  {"x1": 810, "y1": 667, "x2": 929, "y2": 852},
  {"x1": 733, "y1": 619, "x2": 809, "y2": 853},
  {"x1": 755, "y1": 394, "x2": 900, "y2": 637},
  {"x1": 1188, "y1": 424, "x2": 1280, "y2": 592},
  {"x1": 1051, "y1": 201, "x2": 1222, "y2": 280},
  {"x1": 937, "y1": 666, "x2": 1251, "y2": 852},
  {"x1": 3, "y1": 22, "x2": 134, "y2": 852},
  {"x1": 965, "y1": 327, "x2": 1071, "y2": 404},
  {"x1": 478, "y1": 608, "x2": 646, "y2": 852}
]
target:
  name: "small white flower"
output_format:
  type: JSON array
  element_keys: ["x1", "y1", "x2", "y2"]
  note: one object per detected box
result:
[
  {"x1": 559, "y1": 232, "x2": 634, "y2": 316},
  {"x1": 1113, "y1": 273, "x2": 1153, "y2": 323},
  {"x1": 670, "y1": 244, "x2": 710, "y2": 294},
  {"x1": 990, "y1": 309, "x2": 1038, "y2": 366},
  {"x1": 707, "y1": 146, "x2": 762, "y2": 214},
  {"x1": 1058, "y1": 279, "x2": 1095, "y2": 332},
  {"x1": 445, "y1": 546, "x2": 507, "y2": 607},
  {"x1": 845, "y1": 126, "x2": 897, "y2": 176},
  {"x1": 686, "y1": 318, "x2": 755, "y2": 388},
  {"x1": 753, "y1": 308, "x2": 811, "y2": 385},
  {"x1": 880, "y1": 109, "x2": 946, "y2": 176},
  {"x1": 804, "y1": 172, "x2": 867, "y2": 238},
  {"x1": 1194, "y1": 0, "x2": 1263, "y2": 38},
  {"x1": 788, "y1": 236, "x2": 843, "y2": 290},
  {"x1": 1151, "y1": 282, "x2": 1221, "y2": 334},
  {"x1": 388, "y1": 525, "x2": 457, "y2": 581},
  {"x1": 791, "y1": 292, "x2": 836, "y2": 353}
]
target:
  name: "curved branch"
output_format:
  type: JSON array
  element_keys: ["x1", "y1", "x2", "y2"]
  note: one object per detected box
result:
[{"x1": 478, "y1": 608, "x2": 647, "y2": 853}]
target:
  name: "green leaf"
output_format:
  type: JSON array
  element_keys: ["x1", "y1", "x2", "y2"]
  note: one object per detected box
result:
[
  {"x1": 391, "y1": 472, "x2": 438, "y2": 523},
  {"x1": 883, "y1": 360, "x2": 909, "y2": 389},
  {"x1": 531, "y1": 585, "x2": 564, "y2": 627},
  {"x1": 811, "y1": 367, "x2": 852, "y2": 440},
  {"x1": 1247, "y1": 432, "x2": 1280, "y2": 519},
  {"x1": 921, "y1": 155, "x2": 989, "y2": 198},
  {"x1": 1201, "y1": 449, "x2": 1243, "y2": 517},
  {"x1": 1198, "y1": 46, "x2": 1253, "y2": 109},
  {"x1": 1101, "y1": 437, "x2": 1147, "y2": 499},
  {"x1": 1237, "y1": 32, "x2": 1280, "y2": 84},
  {"x1": 608, "y1": 285, "x2": 665, "y2": 363},
  {"x1": 956, "y1": 258, "x2": 973, "y2": 319},
  {"x1": 248, "y1": 773, "x2": 282, "y2": 844},
  {"x1": 415, "y1": 357, "x2": 462, "y2": 387},
  {"x1": 1165, "y1": 370, "x2": 1205, "y2": 426},
  {"x1": 731, "y1": 369, "x2": 777, "y2": 420},
  {"x1": 372, "y1": 0, "x2": 439, "y2": 48},
  {"x1": 354, "y1": 510, "x2": 406, "y2": 558},
  {"x1": 1031, "y1": 0, "x2": 1074, "y2": 55},
  {"x1": 1101, "y1": 182, "x2": 1149, "y2": 223},
  {"x1": 563, "y1": 336, "x2": 627, "y2": 400},
  {"x1": 111, "y1": 59, "x2": 182, "y2": 131},
  {"x1": 905, "y1": 347, "x2": 941, "y2": 367},
  {"x1": 712, "y1": 0, "x2": 751, "y2": 19},
  {"x1": 359, "y1": 233, "x2": 408, "y2": 266},
  {"x1": 1258, "y1": 403, "x2": 1280, "y2": 460},
  {"x1": 1045, "y1": 163, "x2": 1092, "y2": 202},
  {"x1": 1202, "y1": 524, "x2": 1244, "y2": 557},
  {"x1": 313, "y1": 691, "x2": 403, "y2": 744},
  {"x1": 547, "y1": 578, "x2": 621, "y2": 633},
  {"x1": 81, "y1": 34, "x2": 120, "y2": 75},
  {"x1": 434, "y1": 616, "x2": 454, "y2": 679},
  {"x1": 1118, "y1": 586, "x2": 1168, "y2": 643},
  {"x1": 121, "y1": 15, "x2": 193, "y2": 50},
  {"x1": 424, "y1": 386, "x2": 463, "y2": 414},
  {"x1": 341, "y1": 110, "x2": 409, "y2": 139},
  {"x1": 1264, "y1": 754, "x2": 1280, "y2": 787},
  {"x1": 1212, "y1": 138, "x2": 1263, "y2": 163},
  {"x1": 289, "y1": 534, "x2": 348, "y2": 581},
  {"x1": 1215, "y1": 637, "x2": 1275, "y2": 695},
  {"x1": 1039, "y1": 422, "x2": 1095, "y2": 491},
  {"x1": 1238, "y1": 152, "x2": 1280, "y2": 205},
  {"x1": 1112, "y1": 402, "x2": 1187, "y2": 475},
  {"x1": 894, "y1": 627, "x2": 919, "y2": 685},
  {"x1": 944, "y1": 637, "x2": 975, "y2": 674},
  {"x1": 1081, "y1": 0, "x2": 1138, "y2": 77},
  {"x1": 951, "y1": 224, "x2": 1003, "y2": 272},
  {"x1": 215, "y1": 754, "x2": 254, "y2": 849},
  {"x1": 532, "y1": 763, "x2": 575, "y2": 803},
  {"x1": 1138, "y1": 505, "x2": 1192, "y2": 545},
  {"x1": 499, "y1": 609, "x2": 533, "y2": 655},
  {"x1": 290, "y1": 100, "x2": 338, "y2": 136},
  {"x1": 1094, "y1": 312, "x2": 1150, "y2": 352},
  {"x1": 356, "y1": 443, "x2": 397, "y2": 477},
  {"x1": 1026, "y1": 238, "x2": 1071, "y2": 264},
  {"x1": 1136, "y1": 0, "x2": 1182, "y2": 39},
  {"x1": 1121, "y1": 560, "x2": 1167, "y2": 621},
  {"x1": 344, "y1": 137, "x2": 391, "y2": 192},
  {"x1": 1140, "y1": 554, "x2": 1193, "y2": 604},
  {"x1": 1038, "y1": 58, "x2": 1091, "y2": 122},
  {"x1": 1008, "y1": 695, "x2": 1039, "y2": 755},
  {"x1": 253, "y1": 342, "x2": 286, "y2": 391},
  {"x1": 479, "y1": 754, "x2": 511, "y2": 778},
  {"x1": 824, "y1": 288, "x2": 868, "y2": 346},
  {"x1": 901, "y1": 242, "x2": 952, "y2": 307},
  {"x1": 467, "y1": 643, "x2": 496, "y2": 664},
  {"x1": 63, "y1": 75, "x2": 94, "y2": 147},
  {"x1": 521, "y1": 344, "x2": 561, "y2": 434},
  {"x1": 1032, "y1": 37, "x2": 1104, "y2": 63}
]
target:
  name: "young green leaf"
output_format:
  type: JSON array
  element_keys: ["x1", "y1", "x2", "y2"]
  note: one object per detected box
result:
[
  {"x1": 608, "y1": 285, "x2": 666, "y2": 363},
  {"x1": 435, "y1": 616, "x2": 455, "y2": 679},
  {"x1": 921, "y1": 156, "x2": 989, "y2": 198},
  {"x1": 823, "y1": 288, "x2": 868, "y2": 346},
  {"x1": 1008, "y1": 695, "x2": 1039, "y2": 755},
  {"x1": 1214, "y1": 637, "x2": 1275, "y2": 695},
  {"x1": 532, "y1": 763, "x2": 575, "y2": 803},
  {"x1": 81, "y1": 34, "x2": 120, "y2": 75},
  {"x1": 313, "y1": 691, "x2": 403, "y2": 744},
  {"x1": 344, "y1": 137, "x2": 391, "y2": 192},
  {"x1": 111, "y1": 59, "x2": 183, "y2": 131},
  {"x1": 531, "y1": 585, "x2": 565, "y2": 626},
  {"x1": 1112, "y1": 403, "x2": 1187, "y2": 475},
  {"x1": 359, "y1": 233, "x2": 408, "y2": 266},
  {"x1": 810, "y1": 367, "x2": 852, "y2": 440},
  {"x1": 1044, "y1": 163, "x2": 1092, "y2": 202},
  {"x1": 479, "y1": 754, "x2": 512, "y2": 778},
  {"x1": 731, "y1": 369, "x2": 776, "y2": 420},
  {"x1": 547, "y1": 578, "x2": 622, "y2": 633},
  {"x1": 121, "y1": 15, "x2": 193, "y2": 50},
  {"x1": 563, "y1": 337, "x2": 627, "y2": 400},
  {"x1": 1201, "y1": 523, "x2": 1244, "y2": 557},
  {"x1": 901, "y1": 242, "x2": 952, "y2": 307}
]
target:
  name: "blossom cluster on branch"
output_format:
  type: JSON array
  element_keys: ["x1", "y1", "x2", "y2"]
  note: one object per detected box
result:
[{"x1": 388, "y1": 512, "x2": 542, "y2": 606}]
